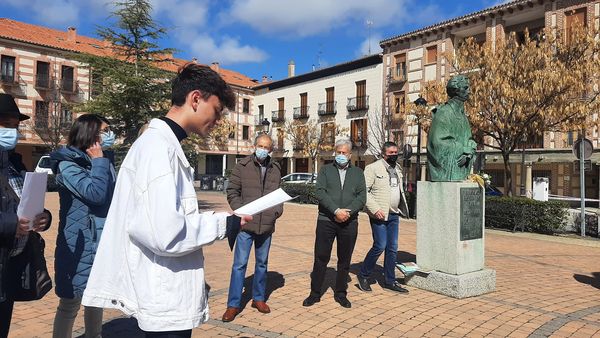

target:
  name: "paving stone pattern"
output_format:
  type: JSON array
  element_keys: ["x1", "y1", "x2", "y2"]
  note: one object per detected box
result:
[{"x1": 8, "y1": 192, "x2": 600, "y2": 337}]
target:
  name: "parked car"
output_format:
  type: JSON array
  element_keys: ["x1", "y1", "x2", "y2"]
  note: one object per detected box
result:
[
  {"x1": 281, "y1": 173, "x2": 317, "y2": 184},
  {"x1": 34, "y1": 155, "x2": 53, "y2": 175}
]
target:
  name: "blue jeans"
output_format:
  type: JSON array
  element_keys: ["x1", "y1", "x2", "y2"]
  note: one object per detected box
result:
[
  {"x1": 227, "y1": 231, "x2": 272, "y2": 308},
  {"x1": 359, "y1": 213, "x2": 399, "y2": 285}
]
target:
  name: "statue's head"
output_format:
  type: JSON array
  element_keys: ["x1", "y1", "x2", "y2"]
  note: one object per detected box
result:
[{"x1": 446, "y1": 75, "x2": 470, "y2": 102}]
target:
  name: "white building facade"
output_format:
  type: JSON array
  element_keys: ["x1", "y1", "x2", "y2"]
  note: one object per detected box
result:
[{"x1": 253, "y1": 55, "x2": 384, "y2": 175}]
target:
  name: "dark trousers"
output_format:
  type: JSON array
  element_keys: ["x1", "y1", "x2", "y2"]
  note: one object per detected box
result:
[
  {"x1": 309, "y1": 219, "x2": 358, "y2": 298},
  {"x1": 144, "y1": 329, "x2": 192, "y2": 338},
  {"x1": 0, "y1": 299, "x2": 14, "y2": 338}
]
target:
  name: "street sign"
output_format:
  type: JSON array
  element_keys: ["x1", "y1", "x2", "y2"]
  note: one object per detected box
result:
[
  {"x1": 573, "y1": 138, "x2": 593, "y2": 160},
  {"x1": 573, "y1": 160, "x2": 592, "y2": 172}
]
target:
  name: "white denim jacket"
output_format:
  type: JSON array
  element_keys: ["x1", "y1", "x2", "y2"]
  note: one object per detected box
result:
[{"x1": 82, "y1": 119, "x2": 227, "y2": 331}]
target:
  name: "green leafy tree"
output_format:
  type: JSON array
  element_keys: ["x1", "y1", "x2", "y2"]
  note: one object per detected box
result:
[{"x1": 75, "y1": 0, "x2": 177, "y2": 144}]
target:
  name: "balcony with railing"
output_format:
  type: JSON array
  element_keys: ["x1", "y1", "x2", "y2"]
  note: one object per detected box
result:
[
  {"x1": 272, "y1": 140, "x2": 285, "y2": 152},
  {"x1": 35, "y1": 73, "x2": 51, "y2": 89},
  {"x1": 0, "y1": 72, "x2": 18, "y2": 86},
  {"x1": 322, "y1": 136, "x2": 335, "y2": 148},
  {"x1": 347, "y1": 96, "x2": 369, "y2": 112},
  {"x1": 351, "y1": 136, "x2": 367, "y2": 149},
  {"x1": 255, "y1": 115, "x2": 267, "y2": 126},
  {"x1": 293, "y1": 106, "x2": 309, "y2": 119},
  {"x1": 271, "y1": 110, "x2": 286, "y2": 122},
  {"x1": 389, "y1": 72, "x2": 407, "y2": 85},
  {"x1": 317, "y1": 101, "x2": 336, "y2": 116},
  {"x1": 61, "y1": 78, "x2": 76, "y2": 93},
  {"x1": 293, "y1": 142, "x2": 305, "y2": 151}
]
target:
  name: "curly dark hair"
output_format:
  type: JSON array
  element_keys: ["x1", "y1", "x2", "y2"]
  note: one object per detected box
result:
[{"x1": 171, "y1": 63, "x2": 236, "y2": 110}]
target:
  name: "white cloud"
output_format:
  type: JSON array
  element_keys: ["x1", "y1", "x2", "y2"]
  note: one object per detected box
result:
[
  {"x1": 151, "y1": 0, "x2": 209, "y2": 29},
  {"x1": 356, "y1": 33, "x2": 383, "y2": 57},
  {"x1": 227, "y1": 0, "x2": 413, "y2": 38},
  {"x1": 4, "y1": 0, "x2": 79, "y2": 26},
  {"x1": 187, "y1": 34, "x2": 268, "y2": 65}
]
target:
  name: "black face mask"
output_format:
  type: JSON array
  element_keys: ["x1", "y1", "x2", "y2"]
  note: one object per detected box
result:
[{"x1": 385, "y1": 155, "x2": 398, "y2": 166}]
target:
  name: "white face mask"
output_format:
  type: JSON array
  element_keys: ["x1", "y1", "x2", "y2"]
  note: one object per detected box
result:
[{"x1": 0, "y1": 128, "x2": 18, "y2": 150}]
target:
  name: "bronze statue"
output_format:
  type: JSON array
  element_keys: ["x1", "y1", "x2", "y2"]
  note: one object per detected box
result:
[{"x1": 427, "y1": 75, "x2": 477, "y2": 181}]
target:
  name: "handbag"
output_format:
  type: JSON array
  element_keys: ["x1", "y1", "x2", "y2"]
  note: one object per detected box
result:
[{"x1": 9, "y1": 230, "x2": 53, "y2": 301}]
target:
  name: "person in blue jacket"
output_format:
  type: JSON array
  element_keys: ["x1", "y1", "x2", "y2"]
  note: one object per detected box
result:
[{"x1": 50, "y1": 114, "x2": 116, "y2": 338}]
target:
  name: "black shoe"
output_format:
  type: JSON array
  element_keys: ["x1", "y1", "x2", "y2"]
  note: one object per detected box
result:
[
  {"x1": 302, "y1": 295, "x2": 320, "y2": 307},
  {"x1": 357, "y1": 276, "x2": 372, "y2": 292},
  {"x1": 334, "y1": 295, "x2": 351, "y2": 308},
  {"x1": 384, "y1": 281, "x2": 409, "y2": 293}
]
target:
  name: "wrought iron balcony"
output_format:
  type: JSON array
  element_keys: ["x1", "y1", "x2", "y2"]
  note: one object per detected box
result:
[
  {"x1": 0, "y1": 73, "x2": 17, "y2": 85},
  {"x1": 347, "y1": 96, "x2": 369, "y2": 112},
  {"x1": 389, "y1": 72, "x2": 407, "y2": 84},
  {"x1": 351, "y1": 137, "x2": 367, "y2": 149},
  {"x1": 271, "y1": 110, "x2": 285, "y2": 122},
  {"x1": 293, "y1": 106, "x2": 309, "y2": 119},
  {"x1": 61, "y1": 78, "x2": 76, "y2": 93},
  {"x1": 317, "y1": 101, "x2": 337, "y2": 116},
  {"x1": 255, "y1": 115, "x2": 266, "y2": 126},
  {"x1": 293, "y1": 143, "x2": 305, "y2": 151},
  {"x1": 35, "y1": 73, "x2": 51, "y2": 89}
]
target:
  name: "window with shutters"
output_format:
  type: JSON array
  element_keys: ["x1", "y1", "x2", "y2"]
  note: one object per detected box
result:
[{"x1": 426, "y1": 45, "x2": 437, "y2": 64}]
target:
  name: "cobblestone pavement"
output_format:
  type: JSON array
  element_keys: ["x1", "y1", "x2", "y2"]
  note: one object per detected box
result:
[{"x1": 8, "y1": 192, "x2": 600, "y2": 337}]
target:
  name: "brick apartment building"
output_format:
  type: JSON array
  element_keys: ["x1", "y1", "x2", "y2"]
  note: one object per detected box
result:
[
  {"x1": 380, "y1": 0, "x2": 600, "y2": 199},
  {"x1": 0, "y1": 18, "x2": 257, "y2": 176}
]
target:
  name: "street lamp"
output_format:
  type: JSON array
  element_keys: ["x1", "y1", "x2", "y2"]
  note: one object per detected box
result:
[
  {"x1": 414, "y1": 96, "x2": 427, "y2": 181},
  {"x1": 261, "y1": 118, "x2": 271, "y2": 134}
]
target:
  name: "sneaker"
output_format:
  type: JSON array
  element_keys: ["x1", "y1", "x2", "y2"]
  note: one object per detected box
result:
[
  {"x1": 357, "y1": 276, "x2": 372, "y2": 292},
  {"x1": 384, "y1": 281, "x2": 409, "y2": 293}
]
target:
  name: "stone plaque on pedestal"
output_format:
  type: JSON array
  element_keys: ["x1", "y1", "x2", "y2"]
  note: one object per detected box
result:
[{"x1": 406, "y1": 181, "x2": 495, "y2": 298}]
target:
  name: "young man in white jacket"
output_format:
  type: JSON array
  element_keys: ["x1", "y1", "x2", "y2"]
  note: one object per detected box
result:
[{"x1": 82, "y1": 63, "x2": 248, "y2": 338}]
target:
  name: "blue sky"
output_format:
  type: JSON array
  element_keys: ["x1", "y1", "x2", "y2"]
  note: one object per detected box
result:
[{"x1": 0, "y1": 0, "x2": 508, "y2": 82}]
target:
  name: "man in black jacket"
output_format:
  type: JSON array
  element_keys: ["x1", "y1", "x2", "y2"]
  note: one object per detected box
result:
[
  {"x1": 0, "y1": 93, "x2": 51, "y2": 337},
  {"x1": 303, "y1": 138, "x2": 366, "y2": 309}
]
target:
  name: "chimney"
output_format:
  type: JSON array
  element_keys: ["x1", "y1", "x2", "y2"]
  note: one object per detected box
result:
[
  {"x1": 67, "y1": 26, "x2": 77, "y2": 42},
  {"x1": 210, "y1": 62, "x2": 220, "y2": 73},
  {"x1": 288, "y1": 60, "x2": 295, "y2": 78},
  {"x1": 191, "y1": 57, "x2": 198, "y2": 64},
  {"x1": 261, "y1": 75, "x2": 269, "y2": 83}
]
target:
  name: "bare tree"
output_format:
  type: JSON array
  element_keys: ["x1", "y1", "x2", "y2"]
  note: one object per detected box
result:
[
  {"x1": 282, "y1": 119, "x2": 347, "y2": 174},
  {"x1": 32, "y1": 67, "x2": 73, "y2": 151}
]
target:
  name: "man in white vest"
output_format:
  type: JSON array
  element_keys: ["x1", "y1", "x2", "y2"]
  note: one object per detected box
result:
[
  {"x1": 357, "y1": 141, "x2": 410, "y2": 294},
  {"x1": 82, "y1": 63, "x2": 249, "y2": 338}
]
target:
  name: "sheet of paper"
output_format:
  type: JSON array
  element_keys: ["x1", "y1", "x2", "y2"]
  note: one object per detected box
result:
[
  {"x1": 17, "y1": 172, "x2": 48, "y2": 230},
  {"x1": 234, "y1": 188, "x2": 295, "y2": 216}
]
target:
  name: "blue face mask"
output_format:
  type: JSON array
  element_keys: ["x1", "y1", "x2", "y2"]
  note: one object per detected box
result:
[
  {"x1": 0, "y1": 128, "x2": 18, "y2": 151},
  {"x1": 100, "y1": 130, "x2": 115, "y2": 149},
  {"x1": 255, "y1": 148, "x2": 269, "y2": 161},
  {"x1": 335, "y1": 154, "x2": 349, "y2": 166}
]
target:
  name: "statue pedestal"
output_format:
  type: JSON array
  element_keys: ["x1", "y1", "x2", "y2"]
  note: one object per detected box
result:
[{"x1": 406, "y1": 182, "x2": 495, "y2": 298}]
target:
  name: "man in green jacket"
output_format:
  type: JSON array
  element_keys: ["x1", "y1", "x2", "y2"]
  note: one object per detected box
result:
[{"x1": 303, "y1": 138, "x2": 366, "y2": 309}]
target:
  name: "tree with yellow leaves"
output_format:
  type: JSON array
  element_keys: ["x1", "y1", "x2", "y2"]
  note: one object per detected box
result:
[
  {"x1": 414, "y1": 24, "x2": 600, "y2": 195},
  {"x1": 282, "y1": 119, "x2": 347, "y2": 174},
  {"x1": 185, "y1": 117, "x2": 235, "y2": 151}
]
